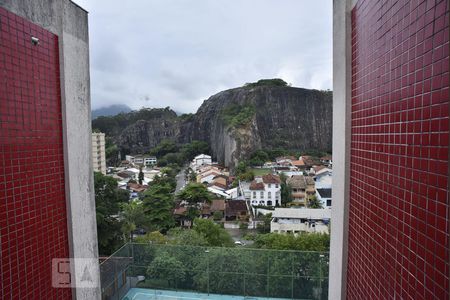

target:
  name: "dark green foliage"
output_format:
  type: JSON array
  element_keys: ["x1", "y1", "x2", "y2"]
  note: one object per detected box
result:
[
  {"x1": 167, "y1": 228, "x2": 209, "y2": 246},
  {"x1": 146, "y1": 251, "x2": 186, "y2": 286},
  {"x1": 248, "y1": 150, "x2": 269, "y2": 166},
  {"x1": 138, "y1": 166, "x2": 144, "y2": 185},
  {"x1": 252, "y1": 232, "x2": 330, "y2": 252},
  {"x1": 308, "y1": 195, "x2": 323, "y2": 209},
  {"x1": 149, "y1": 139, "x2": 179, "y2": 158},
  {"x1": 94, "y1": 172, "x2": 129, "y2": 255},
  {"x1": 279, "y1": 173, "x2": 293, "y2": 206},
  {"x1": 105, "y1": 136, "x2": 120, "y2": 166},
  {"x1": 244, "y1": 78, "x2": 288, "y2": 87},
  {"x1": 92, "y1": 107, "x2": 177, "y2": 137},
  {"x1": 256, "y1": 213, "x2": 272, "y2": 234},
  {"x1": 212, "y1": 211, "x2": 223, "y2": 221},
  {"x1": 119, "y1": 200, "x2": 147, "y2": 242},
  {"x1": 177, "y1": 183, "x2": 212, "y2": 205},
  {"x1": 180, "y1": 140, "x2": 210, "y2": 161},
  {"x1": 142, "y1": 182, "x2": 175, "y2": 233},
  {"x1": 192, "y1": 219, "x2": 234, "y2": 247},
  {"x1": 126, "y1": 242, "x2": 328, "y2": 300},
  {"x1": 221, "y1": 104, "x2": 255, "y2": 128}
]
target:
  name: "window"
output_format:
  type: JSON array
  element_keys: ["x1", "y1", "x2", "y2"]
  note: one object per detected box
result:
[
  {"x1": 253, "y1": 191, "x2": 256, "y2": 198},
  {"x1": 260, "y1": 191, "x2": 264, "y2": 198},
  {"x1": 327, "y1": 199, "x2": 332, "y2": 207},
  {"x1": 275, "y1": 184, "x2": 279, "y2": 188},
  {"x1": 268, "y1": 192, "x2": 272, "y2": 199},
  {"x1": 268, "y1": 184, "x2": 272, "y2": 188}
]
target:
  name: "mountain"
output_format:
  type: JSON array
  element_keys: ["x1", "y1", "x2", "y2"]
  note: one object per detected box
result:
[
  {"x1": 92, "y1": 81, "x2": 332, "y2": 168},
  {"x1": 188, "y1": 85, "x2": 332, "y2": 168},
  {"x1": 91, "y1": 104, "x2": 132, "y2": 119}
]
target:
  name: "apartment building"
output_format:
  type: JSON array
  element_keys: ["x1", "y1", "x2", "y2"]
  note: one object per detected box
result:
[{"x1": 92, "y1": 132, "x2": 106, "y2": 174}]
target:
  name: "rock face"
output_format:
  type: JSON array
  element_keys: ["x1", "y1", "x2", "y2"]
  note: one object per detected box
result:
[
  {"x1": 92, "y1": 86, "x2": 332, "y2": 168},
  {"x1": 188, "y1": 86, "x2": 332, "y2": 168}
]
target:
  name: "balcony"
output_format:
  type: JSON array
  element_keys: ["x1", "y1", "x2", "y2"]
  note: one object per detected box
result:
[{"x1": 100, "y1": 243, "x2": 329, "y2": 300}]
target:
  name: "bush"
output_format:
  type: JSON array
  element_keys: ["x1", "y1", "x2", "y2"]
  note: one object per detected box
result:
[{"x1": 221, "y1": 104, "x2": 255, "y2": 128}]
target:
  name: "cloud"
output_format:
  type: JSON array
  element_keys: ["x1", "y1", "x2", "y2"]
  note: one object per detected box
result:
[{"x1": 73, "y1": 0, "x2": 332, "y2": 113}]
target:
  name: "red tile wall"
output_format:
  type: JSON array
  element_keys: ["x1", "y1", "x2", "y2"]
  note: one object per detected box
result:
[
  {"x1": 0, "y1": 7, "x2": 71, "y2": 300},
  {"x1": 349, "y1": 0, "x2": 449, "y2": 299}
]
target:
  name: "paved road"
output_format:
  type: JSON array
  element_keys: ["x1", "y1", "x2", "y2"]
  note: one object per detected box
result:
[{"x1": 175, "y1": 167, "x2": 187, "y2": 193}]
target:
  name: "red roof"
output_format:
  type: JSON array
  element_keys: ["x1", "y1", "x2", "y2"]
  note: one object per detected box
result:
[
  {"x1": 249, "y1": 181, "x2": 265, "y2": 190},
  {"x1": 262, "y1": 174, "x2": 281, "y2": 184}
]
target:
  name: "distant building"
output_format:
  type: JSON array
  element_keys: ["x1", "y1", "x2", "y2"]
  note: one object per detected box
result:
[
  {"x1": 249, "y1": 174, "x2": 281, "y2": 206},
  {"x1": 125, "y1": 154, "x2": 157, "y2": 166},
  {"x1": 271, "y1": 208, "x2": 330, "y2": 234},
  {"x1": 92, "y1": 132, "x2": 107, "y2": 174},
  {"x1": 192, "y1": 154, "x2": 212, "y2": 167},
  {"x1": 286, "y1": 175, "x2": 316, "y2": 207},
  {"x1": 316, "y1": 188, "x2": 332, "y2": 208}
]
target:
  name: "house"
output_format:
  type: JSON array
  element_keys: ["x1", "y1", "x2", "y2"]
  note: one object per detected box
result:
[
  {"x1": 192, "y1": 154, "x2": 212, "y2": 168},
  {"x1": 320, "y1": 155, "x2": 332, "y2": 167},
  {"x1": 314, "y1": 168, "x2": 332, "y2": 189},
  {"x1": 225, "y1": 200, "x2": 248, "y2": 221},
  {"x1": 316, "y1": 188, "x2": 332, "y2": 208},
  {"x1": 210, "y1": 199, "x2": 226, "y2": 220},
  {"x1": 299, "y1": 156, "x2": 320, "y2": 168},
  {"x1": 286, "y1": 175, "x2": 315, "y2": 207},
  {"x1": 270, "y1": 208, "x2": 331, "y2": 234},
  {"x1": 275, "y1": 156, "x2": 296, "y2": 166},
  {"x1": 249, "y1": 174, "x2": 281, "y2": 206},
  {"x1": 127, "y1": 182, "x2": 148, "y2": 193},
  {"x1": 125, "y1": 155, "x2": 157, "y2": 166},
  {"x1": 291, "y1": 159, "x2": 307, "y2": 170}
]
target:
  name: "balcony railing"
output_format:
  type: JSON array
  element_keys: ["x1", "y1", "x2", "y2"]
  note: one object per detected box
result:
[{"x1": 100, "y1": 243, "x2": 329, "y2": 300}]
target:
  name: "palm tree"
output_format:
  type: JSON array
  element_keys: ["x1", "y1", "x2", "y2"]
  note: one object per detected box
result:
[{"x1": 308, "y1": 195, "x2": 323, "y2": 209}]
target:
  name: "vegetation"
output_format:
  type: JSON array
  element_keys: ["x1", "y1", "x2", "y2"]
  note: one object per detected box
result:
[
  {"x1": 221, "y1": 104, "x2": 255, "y2": 128},
  {"x1": 176, "y1": 183, "x2": 213, "y2": 225},
  {"x1": 94, "y1": 172, "x2": 129, "y2": 255},
  {"x1": 308, "y1": 195, "x2": 323, "y2": 209},
  {"x1": 133, "y1": 239, "x2": 328, "y2": 299},
  {"x1": 192, "y1": 219, "x2": 234, "y2": 247},
  {"x1": 244, "y1": 78, "x2": 288, "y2": 87},
  {"x1": 279, "y1": 173, "x2": 293, "y2": 206},
  {"x1": 119, "y1": 200, "x2": 147, "y2": 242},
  {"x1": 252, "y1": 232, "x2": 330, "y2": 252},
  {"x1": 256, "y1": 213, "x2": 272, "y2": 234}
]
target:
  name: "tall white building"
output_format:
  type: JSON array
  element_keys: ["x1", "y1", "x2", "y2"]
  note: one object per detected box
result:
[{"x1": 92, "y1": 132, "x2": 106, "y2": 174}]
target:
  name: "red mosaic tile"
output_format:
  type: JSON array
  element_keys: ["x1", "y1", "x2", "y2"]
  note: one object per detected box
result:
[
  {"x1": 348, "y1": 0, "x2": 449, "y2": 299},
  {"x1": 0, "y1": 7, "x2": 71, "y2": 300}
]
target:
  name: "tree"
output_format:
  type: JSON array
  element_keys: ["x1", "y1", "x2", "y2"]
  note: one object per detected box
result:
[
  {"x1": 94, "y1": 172, "x2": 129, "y2": 255},
  {"x1": 138, "y1": 166, "x2": 144, "y2": 185},
  {"x1": 192, "y1": 218, "x2": 234, "y2": 247},
  {"x1": 177, "y1": 183, "x2": 213, "y2": 226},
  {"x1": 248, "y1": 150, "x2": 269, "y2": 166},
  {"x1": 308, "y1": 195, "x2": 323, "y2": 209},
  {"x1": 252, "y1": 232, "x2": 330, "y2": 251},
  {"x1": 119, "y1": 200, "x2": 147, "y2": 242},
  {"x1": 149, "y1": 139, "x2": 179, "y2": 157},
  {"x1": 134, "y1": 231, "x2": 168, "y2": 244},
  {"x1": 142, "y1": 183, "x2": 175, "y2": 232},
  {"x1": 167, "y1": 228, "x2": 209, "y2": 246},
  {"x1": 146, "y1": 251, "x2": 186, "y2": 286},
  {"x1": 256, "y1": 213, "x2": 272, "y2": 233},
  {"x1": 279, "y1": 173, "x2": 292, "y2": 206},
  {"x1": 180, "y1": 140, "x2": 210, "y2": 161}
]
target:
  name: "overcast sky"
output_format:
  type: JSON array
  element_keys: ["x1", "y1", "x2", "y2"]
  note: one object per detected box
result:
[{"x1": 73, "y1": 0, "x2": 332, "y2": 113}]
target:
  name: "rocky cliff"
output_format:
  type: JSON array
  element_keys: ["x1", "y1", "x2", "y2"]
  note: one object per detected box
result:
[
  {"x1": 92, "y1": 84, "x2": 332, "y2": 168},
  {"x1": 188, "y1": 86, "x2": 332, "y2": 168}
]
